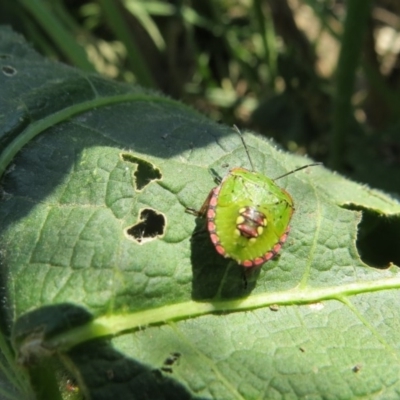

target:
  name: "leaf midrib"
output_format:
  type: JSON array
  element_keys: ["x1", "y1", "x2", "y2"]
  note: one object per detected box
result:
[{"x1": 48, "y1": 274, "x2": 400, "y2": 351}]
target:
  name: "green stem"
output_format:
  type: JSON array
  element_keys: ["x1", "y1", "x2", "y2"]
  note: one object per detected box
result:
[
  {"x1": 330, "y1": 0, "x2": 372, "y2": 170},
  {"x1": 98, "y1": 0, "x2": 156, "y2": 88},
  {"x1": 253, "y1": 0, "x2": 277, "y2": 84},
  {"x1": 29, "y1": 360, "x2": 63, "y2": 400},
  {"x1": 18, "y1": 0, "x2": 95, "y2": 72}
]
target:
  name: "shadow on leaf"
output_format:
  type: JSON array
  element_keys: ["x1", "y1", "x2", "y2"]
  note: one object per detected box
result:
[
  {"x1": 189, "y1": 217, "x2": 259, "y2": 300},
  {"x1": 68, "y1": 339, "x2": 204, "y2": 400},
  {"x1": 12, "y1": 303, "x2": 208, "y2": 400}
]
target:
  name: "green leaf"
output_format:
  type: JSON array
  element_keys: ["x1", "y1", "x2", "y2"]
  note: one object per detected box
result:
[{"x1": 1, "y1": 27, "x2": 400, "y2": 399}]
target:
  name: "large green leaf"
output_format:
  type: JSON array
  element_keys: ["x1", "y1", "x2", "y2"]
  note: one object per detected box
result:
[{"x1": 1, "y1": 27, "x2": 400, "y2": 399}]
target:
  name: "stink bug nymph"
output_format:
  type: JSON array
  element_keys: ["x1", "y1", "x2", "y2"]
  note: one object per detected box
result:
[{"x1": 188, "y1": 126, "x2": 321, "y2": 268}]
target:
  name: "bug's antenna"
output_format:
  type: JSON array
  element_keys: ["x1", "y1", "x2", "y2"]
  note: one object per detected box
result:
[
  {"x1": 273, "y1": 163, "x2": 322, "y2": 181},
  {"x1": 233, "y1": 125, "x2": 255, "y2": 171}
]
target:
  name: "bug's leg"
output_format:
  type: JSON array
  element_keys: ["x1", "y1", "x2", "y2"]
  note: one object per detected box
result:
[
  {"x1": 186, "y1": 189, "x2": 215, "y2": 237},
  {"x1": 185, "y1": 207, "x2": 200, "y2": 216},
  {"x1": 242, "y1": 266, "x2": 260, "y2": 290},
  {"x1": 185, "y1": 189, "x2": 214, "y2": 217},
  {"x1": 209, "y1": 168, "x2": 222, "y2": 184},
  {"x1": 242, "y1": 269, "x2": 248, "y2": 289}
]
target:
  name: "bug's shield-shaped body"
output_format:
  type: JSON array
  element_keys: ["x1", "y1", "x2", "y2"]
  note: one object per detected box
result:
[{"x1": 203, "y1": 167, "x2": 294, "y2": 267}]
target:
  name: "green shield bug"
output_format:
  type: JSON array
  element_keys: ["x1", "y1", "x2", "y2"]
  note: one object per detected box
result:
[{"x1": 188, "y1": 126, "x2": 321, "y2": 268}]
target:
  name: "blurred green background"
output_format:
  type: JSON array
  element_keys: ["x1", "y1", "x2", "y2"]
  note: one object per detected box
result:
[{"x1": 1, "y1": 0, "x2": 400, "y2": 194}]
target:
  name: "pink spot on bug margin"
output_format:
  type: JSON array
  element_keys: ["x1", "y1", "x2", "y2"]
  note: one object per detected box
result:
[{"x1": 240, "y1": 226, "x2": 291, "y2": 267}]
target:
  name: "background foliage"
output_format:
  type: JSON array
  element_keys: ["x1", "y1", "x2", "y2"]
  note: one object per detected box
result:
[
  {"x1": 1, "y1": 0, "x2": 400, "y2": 189},
  {"x1": 1, "y1": 1, "x2": 400, "y2": 399}
]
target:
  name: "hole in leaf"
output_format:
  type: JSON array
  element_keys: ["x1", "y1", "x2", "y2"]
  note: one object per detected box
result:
[
  {"x1": 125, "y1": 208, "x2": 165, "y2": 244},
  {"x1": 121, "y1": 153, "x2": 161, "y2": 191},
  {"x1": 355, "y1": 209, "x2": 400, "y2": 268},
  {"x1": 2, "y1": 65, "x2": 17, "y2": 76}
]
